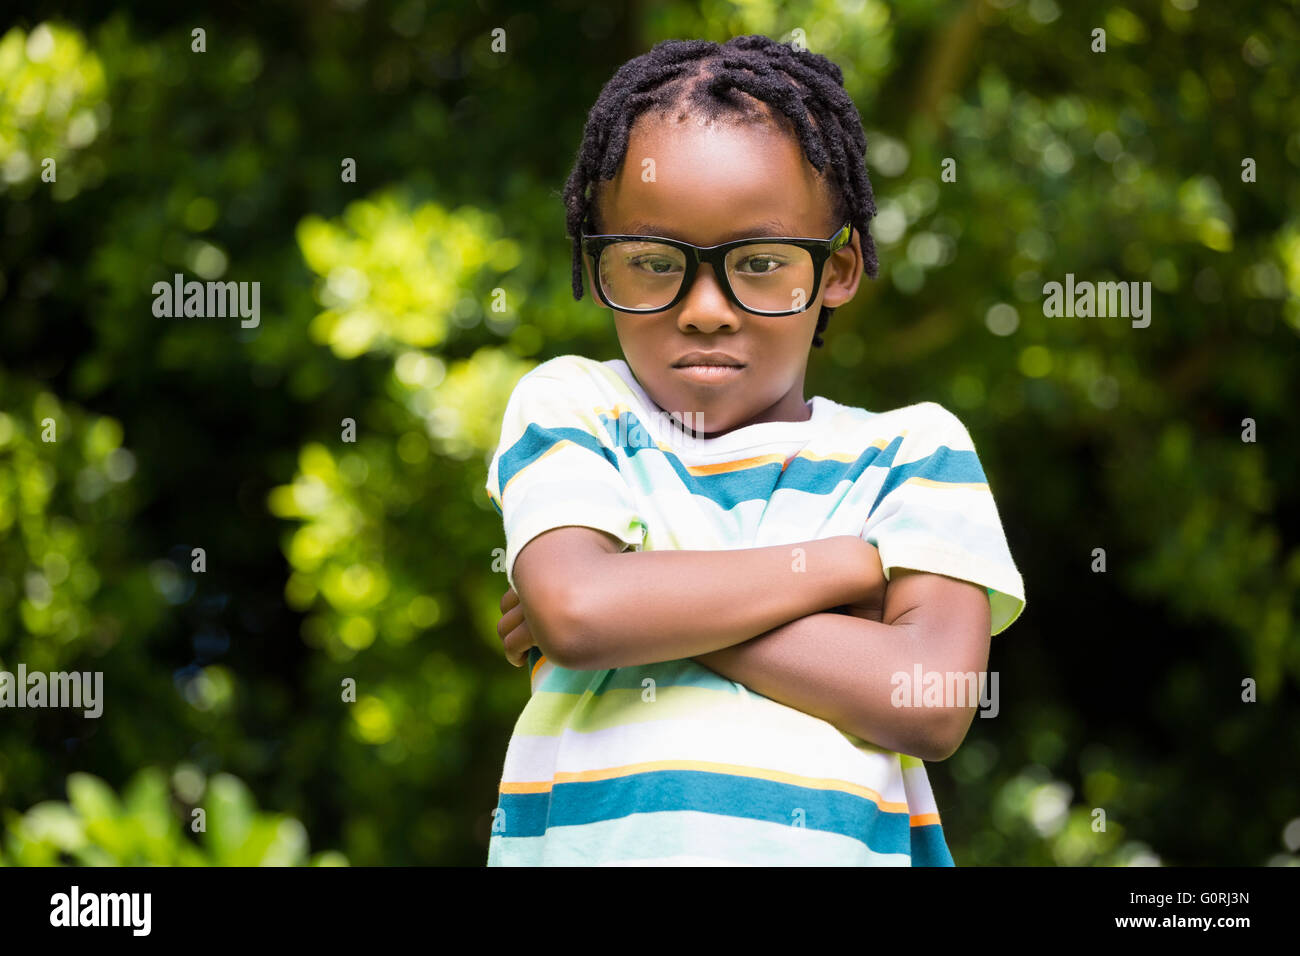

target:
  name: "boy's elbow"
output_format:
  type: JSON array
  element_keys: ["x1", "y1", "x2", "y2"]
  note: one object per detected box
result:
[
  {"x1": 920, "y1": 708, "x2": 977, "y2": 762},
  {"x1": 527, "y1": 577, "x2": 596, "y2": 670},
  {"x1": 513, "y1": 529, "x2": 622, "y2": 670},
  {"x1": 920, "y1": 734, "x2": 960, "y2": 763}
]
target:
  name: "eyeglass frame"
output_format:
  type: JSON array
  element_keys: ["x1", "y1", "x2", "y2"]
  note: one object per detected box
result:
[{"x1": 580, "y1": 222, "x2": 854, "y2": 317}]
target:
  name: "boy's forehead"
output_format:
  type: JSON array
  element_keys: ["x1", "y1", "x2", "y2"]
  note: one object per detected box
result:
[
  {"x1": 596, "y1": 116, "x2": 836, "y2": 241},
  {"x1": 620, "y1": 216, "x2": 802, "y2": 243}
]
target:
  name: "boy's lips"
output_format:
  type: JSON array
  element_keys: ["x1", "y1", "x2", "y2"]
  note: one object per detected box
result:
[
  {"x1": 672, "y1": 350, "x2": 745, "y2": 368},
  {"x1": 673, "y1": 364, "x2": 745, "y2": 383}
]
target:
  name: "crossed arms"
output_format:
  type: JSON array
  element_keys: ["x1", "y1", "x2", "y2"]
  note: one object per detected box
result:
[{"x1": 505, "y1": 526, "x2": 992, "y2": 762}]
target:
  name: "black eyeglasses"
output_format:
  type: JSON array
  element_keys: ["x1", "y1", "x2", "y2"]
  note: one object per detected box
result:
[{"x1": 581, "y1": 223, "x2": 852, "y2": 317}]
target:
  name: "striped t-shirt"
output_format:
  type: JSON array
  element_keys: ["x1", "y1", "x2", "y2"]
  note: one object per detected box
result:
[{"x1": 484, "y1": 353, "x2": 1026, "y2": 865}]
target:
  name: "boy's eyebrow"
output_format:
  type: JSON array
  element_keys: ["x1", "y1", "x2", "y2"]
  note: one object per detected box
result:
[{"x1": 623, "y1": 218, "x2": 800, "y2": 242}]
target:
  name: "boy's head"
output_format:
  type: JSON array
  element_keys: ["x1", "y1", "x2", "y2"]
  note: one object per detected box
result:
[{"x1": 562, "y1": 35, "x2": 879, "y2": 438}]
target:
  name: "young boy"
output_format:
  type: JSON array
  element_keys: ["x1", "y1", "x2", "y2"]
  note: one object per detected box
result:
[{"x1": 484, "y1": 35, "x2": 1025, "y2": 865}]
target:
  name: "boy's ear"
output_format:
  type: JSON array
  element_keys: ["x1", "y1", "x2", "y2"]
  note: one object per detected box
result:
[{"x1": 821, "y1": 228, "x2": 865, "y2": 309}]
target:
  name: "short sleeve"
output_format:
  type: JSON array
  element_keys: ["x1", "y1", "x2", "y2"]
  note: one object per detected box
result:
[
  {"x1": 485, "y1": 361, "x2": 647, "y2": 592},
  {"x1": 861, "y1": 402, "x2": 1026, "y2": 635}
]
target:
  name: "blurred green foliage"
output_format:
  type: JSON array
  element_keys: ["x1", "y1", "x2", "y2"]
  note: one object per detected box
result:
[
  {"x1": 0, "y1": 22, "x2": 107, "y2": 200},
  {"x1": 0, "y1": 0, "x2": 1296, "y2": 866},
  {"x1": 1, "y1": 766, "x2": 346, "y2": 865}
]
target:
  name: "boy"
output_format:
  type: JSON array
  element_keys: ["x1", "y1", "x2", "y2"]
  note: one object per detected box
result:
[{"x1": 484, "y1": 35, "x2": 1025, "y2": 865}]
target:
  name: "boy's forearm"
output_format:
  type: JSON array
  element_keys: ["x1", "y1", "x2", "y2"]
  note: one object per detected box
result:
[
  {"x1": 563, "y1": 536, "x2": 877, "y2": 671},
  {"x1": 691, "y1": 612, "x2": 969, "y2": 761}
]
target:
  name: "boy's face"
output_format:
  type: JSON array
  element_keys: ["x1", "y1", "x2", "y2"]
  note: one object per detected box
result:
[{"x1": 584, "y1": 111, "x2": 864, "y2": 439}]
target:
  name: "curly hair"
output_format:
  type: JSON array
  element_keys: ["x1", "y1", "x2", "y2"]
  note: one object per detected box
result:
[{"x1": 561, "y1": 34, "x2": 879, "y2": 347}]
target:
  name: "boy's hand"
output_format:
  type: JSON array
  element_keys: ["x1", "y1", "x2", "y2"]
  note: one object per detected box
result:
[
  {"x1": 497, "y1": 586, "x2": 537, "y2": 667},
  {"x1": 843, "y1": 538, "x2": 886, "y2": 622}
]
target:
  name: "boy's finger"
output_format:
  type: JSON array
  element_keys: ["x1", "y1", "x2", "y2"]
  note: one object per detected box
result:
[
  {"x1": 497, "y1": 603, "x2": 524, "y2": 638},
  {"x1": 513, "y1": 628, "x2": 537, "y2": 666},
  {"x1": 502, "y1": 623, "x2": 535, "y2": 667}
]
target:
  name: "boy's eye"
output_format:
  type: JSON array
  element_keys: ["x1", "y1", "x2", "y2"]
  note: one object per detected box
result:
[
  {"x1": 628, "y1": 255, "x2": 682, "y2": 275},
  {"x1": 734, "y1": 255, "x2": 786, "y2": 275}
]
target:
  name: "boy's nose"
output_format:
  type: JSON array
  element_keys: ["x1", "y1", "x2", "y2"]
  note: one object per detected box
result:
[{"x1": 676, "y1": 263, "x2": 740, "y2": 333}]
